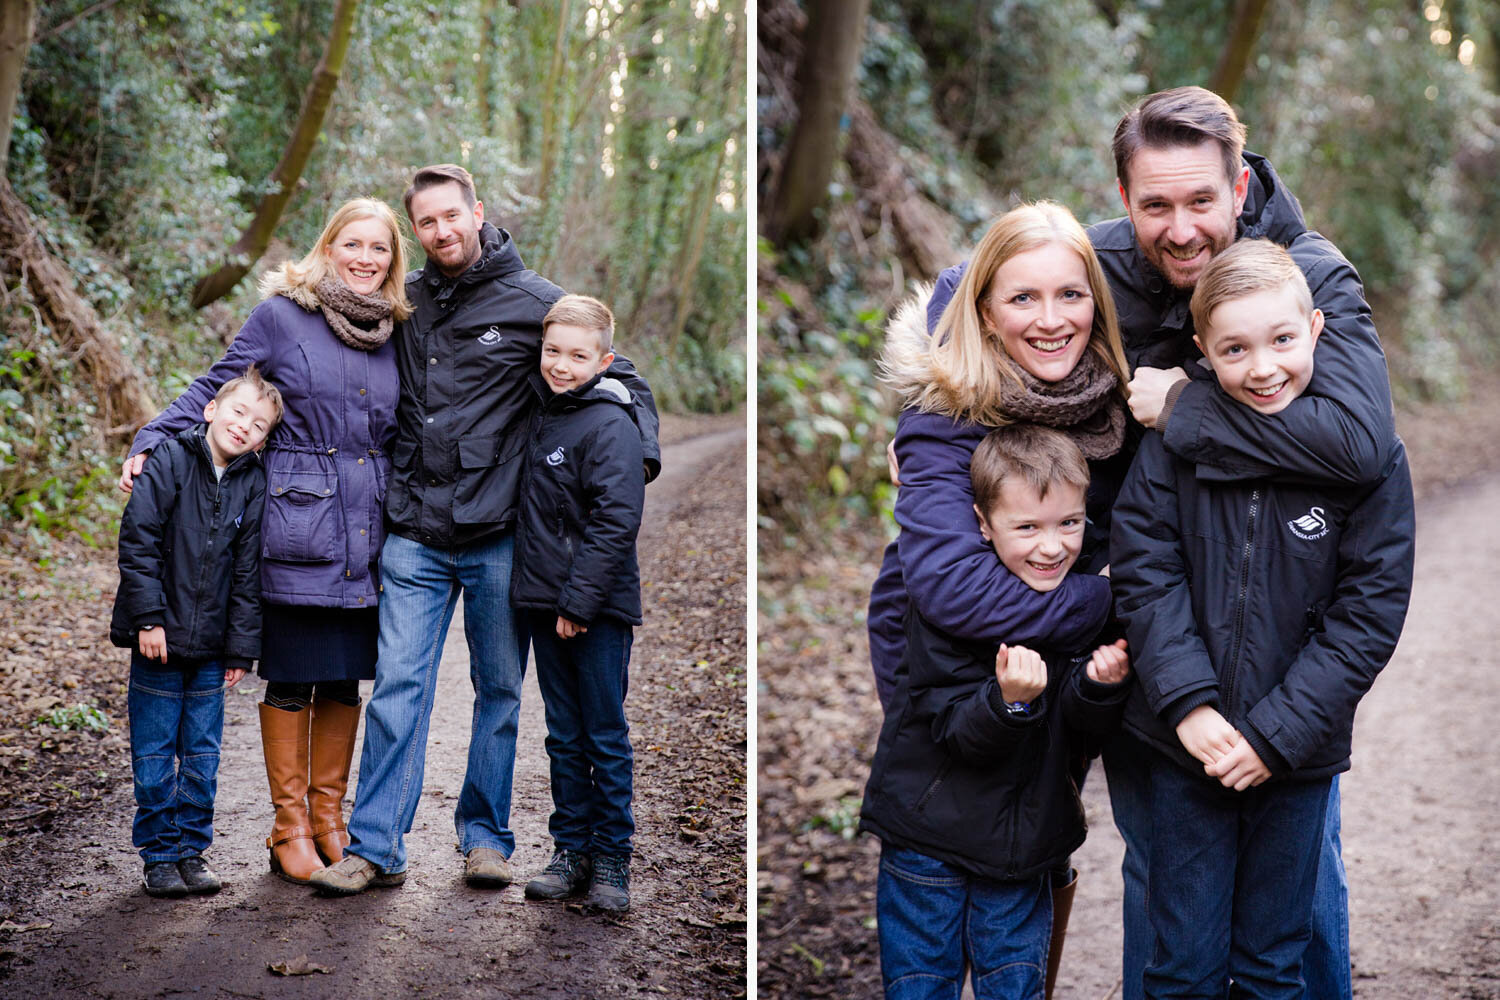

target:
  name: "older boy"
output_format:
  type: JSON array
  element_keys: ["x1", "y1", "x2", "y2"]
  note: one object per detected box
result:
[
  {"x1": 862, "y1": 424, "x2": 1130, "y2": 999},
  {"x1": 511, "y1": 295, "x2": 645, "y2": 912},
  {"x1": 111, "y1": 367, "x2": 282, "y2": 897},
  {"x1": 1110, "y1": 241, "x2": 1414, "y2": 998}
]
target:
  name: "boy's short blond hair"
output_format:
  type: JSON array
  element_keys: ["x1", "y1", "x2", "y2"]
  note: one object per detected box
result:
[
  {"x1": 970, "y1": 424, "x2": 1090, "y2": 517},
  {"x1": 1190, "y1": 239, "x2": 1313, "y2": 340},
  {"x1": 214, "y1": 364, "x2": 284, "y2": 428},
  {"x1": 543, "y1": 294, "x2": 615, "y2": 355}
]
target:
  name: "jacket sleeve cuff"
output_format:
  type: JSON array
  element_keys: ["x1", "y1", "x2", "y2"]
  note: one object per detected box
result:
[
  {"x1": 1077, "y1": 671, "x2": 1132, "y2": 704},
  {"x1": 1162, "y1": 687, "x2": 1220, "y2": 729},
  {"x1": 1240, "y1": 724, "x2": 1293, "y2": 777},
  {"x1": 985, "y1": 682, "x2": 1045, "y2": 726},
  {"x1": 223, "y1": 656, "x2": 253, "y2": 674},
  {"x1": 1156, "y1": 377, "x2": 1192, "y2": 436}
]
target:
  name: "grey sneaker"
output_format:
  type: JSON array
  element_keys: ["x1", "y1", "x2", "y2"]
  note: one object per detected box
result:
[
  {"x1": 464, "y1": 847, "x2": 513, "y2": 888},
  {"x1": 584, "y1": 854, "x2": 630, "y2": 912},
  {"x1": 143, "y1": 861, "x2": 189, "y2": 898},
  {"x1": 524, "y1": 849, "x2": 593, "y2": 901},
  {"x1": 308, "y1": 854, "x2": 406, "y2": 896},
  {"x1": 177, "y1": 856, "x2": 221, "y2": 895}
]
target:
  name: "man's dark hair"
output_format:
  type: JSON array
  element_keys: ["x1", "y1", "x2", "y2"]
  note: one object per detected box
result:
[
  {"x1": 403, "y1": 163, "x2": 477, "y2": 218},
  {"x1": 1112, "y1": 86, "x2": 1248, "y2": 193}
]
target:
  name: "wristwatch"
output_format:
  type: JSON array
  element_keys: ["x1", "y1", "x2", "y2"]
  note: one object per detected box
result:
[{"x1": 1004, "y1": 701, "x2": 1031, "y2": 716}]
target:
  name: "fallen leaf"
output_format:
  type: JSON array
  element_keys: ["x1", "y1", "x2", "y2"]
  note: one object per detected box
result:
[
  {"x1": 0, "y1": 920, "x2": 52, "y2": 933},
  {"x1": 268, "y1": 954, "x2": 334, "y2": 976}
]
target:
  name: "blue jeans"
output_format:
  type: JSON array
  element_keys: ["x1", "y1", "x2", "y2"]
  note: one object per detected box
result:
[
  {"x1": 527, "y1": 611, "x2": 635, "y2": 857},
  {"x1": 877, "y1": 843, "x2": 1050, "y2": 1000},
  {"x1": 1105, "y1": 739, "x2": 1351, "y2": 1000},
  {"x1": 345, "y1": 531, "x2": 525, "y2": 872},
  {"x1": 128, "y1": 653, "x2": 226, "y2": 863},
  {"x1": 1143, "y1": 760, "x2": 1329, "y2": 999}
]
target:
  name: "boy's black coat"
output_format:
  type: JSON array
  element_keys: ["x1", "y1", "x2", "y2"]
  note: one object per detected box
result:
[
  {"x1": 510, "y1": 371, "x2": 645, "y2": 626},
  {"x1": 110, "y1": 424, "x2": 266, "y2": 663},
  {"x1": 860, "y1": 609, "x2": 1129, "y2": 882},
  {"x1": 1110, "y1": 416, "x2": 1415, "y2": 780}
]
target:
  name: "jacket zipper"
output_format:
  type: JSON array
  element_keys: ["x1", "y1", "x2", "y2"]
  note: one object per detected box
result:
[
  {"x1": 914, "y1": 760, "x2": 951, "y2": 812},
  {"x1": 1223, "y1": 487, "x2": 1261, "y2": 715}
]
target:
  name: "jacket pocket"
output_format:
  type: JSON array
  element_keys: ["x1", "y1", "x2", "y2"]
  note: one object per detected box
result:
[
  {"x1": 263, "y1": 471, "x2": 339, "y2": 563},
  {"x1": 453, "y1": 435, "x2": 526, "y2": 525}
]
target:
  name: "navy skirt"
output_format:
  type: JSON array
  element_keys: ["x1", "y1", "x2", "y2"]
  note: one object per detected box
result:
[{"x1": 257, "y1": 604, "x2": 379, "y2": 683}]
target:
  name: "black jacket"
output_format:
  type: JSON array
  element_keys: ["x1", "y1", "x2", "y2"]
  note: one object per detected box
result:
[
  {"x1": 110, "y1": 424, "x2": 266, "y2": 665},
  {"x1": 511, "y1": 372, "x2": 645, "y2": 626},
  {"x1": 1110, "y1": 418, "x2": 1414, "y2": 781},
  {"x1": 860, "y1": 609, "x2": 1130, "y2": 882},
  {"x1": 1088, "y1": 151, "x2": 1396, "y2": 486},
  {"x1": 385, "y1": 223, "x2": 660, "y2": 549}
]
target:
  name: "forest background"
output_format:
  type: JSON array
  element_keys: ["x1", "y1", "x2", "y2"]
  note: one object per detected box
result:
[
  {"x1": 0, "y1": 0, "x2": 747, "y2": 552},
  {"x1": 757, "y1": 0, "x2": 1500, "y2": 995}
]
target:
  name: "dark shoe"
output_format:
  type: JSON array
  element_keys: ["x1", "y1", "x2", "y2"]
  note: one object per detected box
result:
[
  {"x1": 308, "y1": 854, "x2": 406, "y2": 896},
  {"x1": 524, "y1": 849, "x2": 593, "y2": 901},
  {"x1": 143, "y1": 861, "x2": 189, "y2": 898},
  {"x1": 177, "y1": 856, "x2": 222, "y2": 895},
  {"x1": 464, "y1": 847, "x2": 514, "y2": 888},
  {"x1": 584, "y1": 854, "x2": 630, "y2": 912}
]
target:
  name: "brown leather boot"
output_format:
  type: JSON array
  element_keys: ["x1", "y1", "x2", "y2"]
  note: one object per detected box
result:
[
  {"x1": 307, "y1": 698, "x2": 361, "y2": 865},
  {"x1": 258, "y1": 702, "x2": 325, "y2": 883},
  {"x1": 1045, "y1": 867, "x2": 1078, "y2": 1000}
]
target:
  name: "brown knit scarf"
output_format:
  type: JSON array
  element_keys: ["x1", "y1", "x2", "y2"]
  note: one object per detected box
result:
[
  {"x1": 994, "y1": 350, "x2": 1127, "y2": 460},
  {"x1": 313, "y1": 276, "x2": 394, "y2": 351}
]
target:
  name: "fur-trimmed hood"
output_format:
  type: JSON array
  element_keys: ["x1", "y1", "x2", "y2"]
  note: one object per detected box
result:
[
  {"x1": 877, "y1": 282, "x2": 948, "y2": 410},
  {"x1": 258, "y1": 265, "x2": 321, "y2": 311}
]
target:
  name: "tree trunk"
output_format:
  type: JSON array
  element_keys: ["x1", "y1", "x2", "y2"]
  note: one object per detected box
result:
[
  {"x1": 765, "y1": 0, "x2": 870, "y2": 246},
  {"x1": 0, "y1": 178, "x2": 156, "y2": 439},
  {"x1": 537, "y1": 0, "x2": 573, "y2": 196},
  {"x1": 477, "y1": 0, "x2": 498, "y2": 134},
  {"x1": 1206, "y1": 0, "x2": 1270, "y2": 105},
  {"x1": 0, "y1": 0, "x2": 36, "y2": 179},
  {"x1": 190, "y1": 0, "x2": 359, "y2": 309},
  {"x1": 844, "y1": 99, "x2": 957, "y2": 281}
]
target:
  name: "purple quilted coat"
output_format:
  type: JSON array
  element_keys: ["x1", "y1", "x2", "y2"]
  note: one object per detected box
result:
[{"x1": 129, "y1": 286, "x2": 399, "y2": 609}]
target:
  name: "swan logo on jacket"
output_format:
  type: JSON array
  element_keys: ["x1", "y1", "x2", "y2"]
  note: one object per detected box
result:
[
  {"x1": 546, "y1": 447, "x2": 566, "y2": 467},
  {"x1": 1286, "y1": 506, "x2": 1329, "y2": 540},
  {"x1": 478, "y1": 326, "x2": 502, "y2": 345}
]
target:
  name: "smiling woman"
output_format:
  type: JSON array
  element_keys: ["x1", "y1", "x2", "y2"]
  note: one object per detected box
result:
[{"x1": 119, "y1": 197, "x2": 412, "y2": 887}]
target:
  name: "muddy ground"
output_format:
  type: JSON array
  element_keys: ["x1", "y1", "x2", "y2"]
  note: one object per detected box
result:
[
  {"x1": 0, "y1": 412, "x2": 748, "y2": 999},
  {"x1": 757, "y1": 389, "x2": 1500, "y2": 999}
]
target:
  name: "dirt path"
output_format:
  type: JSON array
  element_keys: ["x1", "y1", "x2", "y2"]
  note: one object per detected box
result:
[
  {"x1": 0, "y1": 418, "x2": 747, "y2": 999},
  {"x1": 757, "y1": 472, "x2": 1500, "y2": 998}
]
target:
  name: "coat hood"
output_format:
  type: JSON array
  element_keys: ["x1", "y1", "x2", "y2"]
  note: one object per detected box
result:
[
  {"x1": 1237, "y1": 151, "x2": 1310, "y2": 246},
  {"x1": 258, "y1": 265, "x2": 322, "y2": 312},
  {"x1": 877, "y1": 283, "x2": 958, "y2": 413}
]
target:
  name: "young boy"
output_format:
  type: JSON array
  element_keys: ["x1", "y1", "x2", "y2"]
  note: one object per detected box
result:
[
  {"x1": 511, "y1": 294, "x2": 645, "y2": 912},
  {"x1": 860, "y1": 424, "x2": 1131, "y2": 999},
  {"x1": 1110, "y1": 240, "x2": 1415, "y2": 999},
  {"x1": 110, "y1": 366, "x2": 282, "y2": 898}
]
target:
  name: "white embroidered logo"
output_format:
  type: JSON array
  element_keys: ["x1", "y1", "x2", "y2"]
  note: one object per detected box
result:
[
  {"x1": 1287, "y1": 506, "x2": 1329, "y2": 540},
  {"x1": 478, "y1": 326, "x2": 502, "y2": 345},
  {"x1": 546, "y1": 447, "x2": 565, "y2": 467}
]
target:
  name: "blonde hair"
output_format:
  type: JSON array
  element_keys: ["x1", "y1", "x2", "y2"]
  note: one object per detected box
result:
[
  {"x1": 214, "y1": 364, "x2": 284, "y2": 428},
  {"x1": 543, "y1": 294, "x2": 616, "y2": 355},
  {"x1": 1189, "y1": 239, "x2": 1312, "y2": 340},
  {"x1": 261, "y1": 198, "x2": 413, "y2": 321},
  {"x1": 885, "y1": 202, "x2": 1130, "y2": 427},
  {"x1": 970, "y1": 424, "x2": 1090, "y2": 514}
]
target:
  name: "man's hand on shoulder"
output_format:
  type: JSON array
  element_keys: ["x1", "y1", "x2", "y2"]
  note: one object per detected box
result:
[{"x1": 1127, "y1": 366, "x2": 1188, "y2": 429}]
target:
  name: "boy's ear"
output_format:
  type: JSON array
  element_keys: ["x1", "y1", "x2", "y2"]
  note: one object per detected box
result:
[
  {"x1": 1192, "y1": 333, "x2": 1204, "y2": 357},
  {"x1": 973, "y1": 503, "x2": 992, "y2": 542},
  {"x1": 1308, "y1": 308, "x2": 1324, "y2": 344},
  {"x1": 598, "y1": 351, "x2": 616, "y2": 372},
  {"x1": 202, "y1": 399, "x2": 217, "y2": 422}
]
